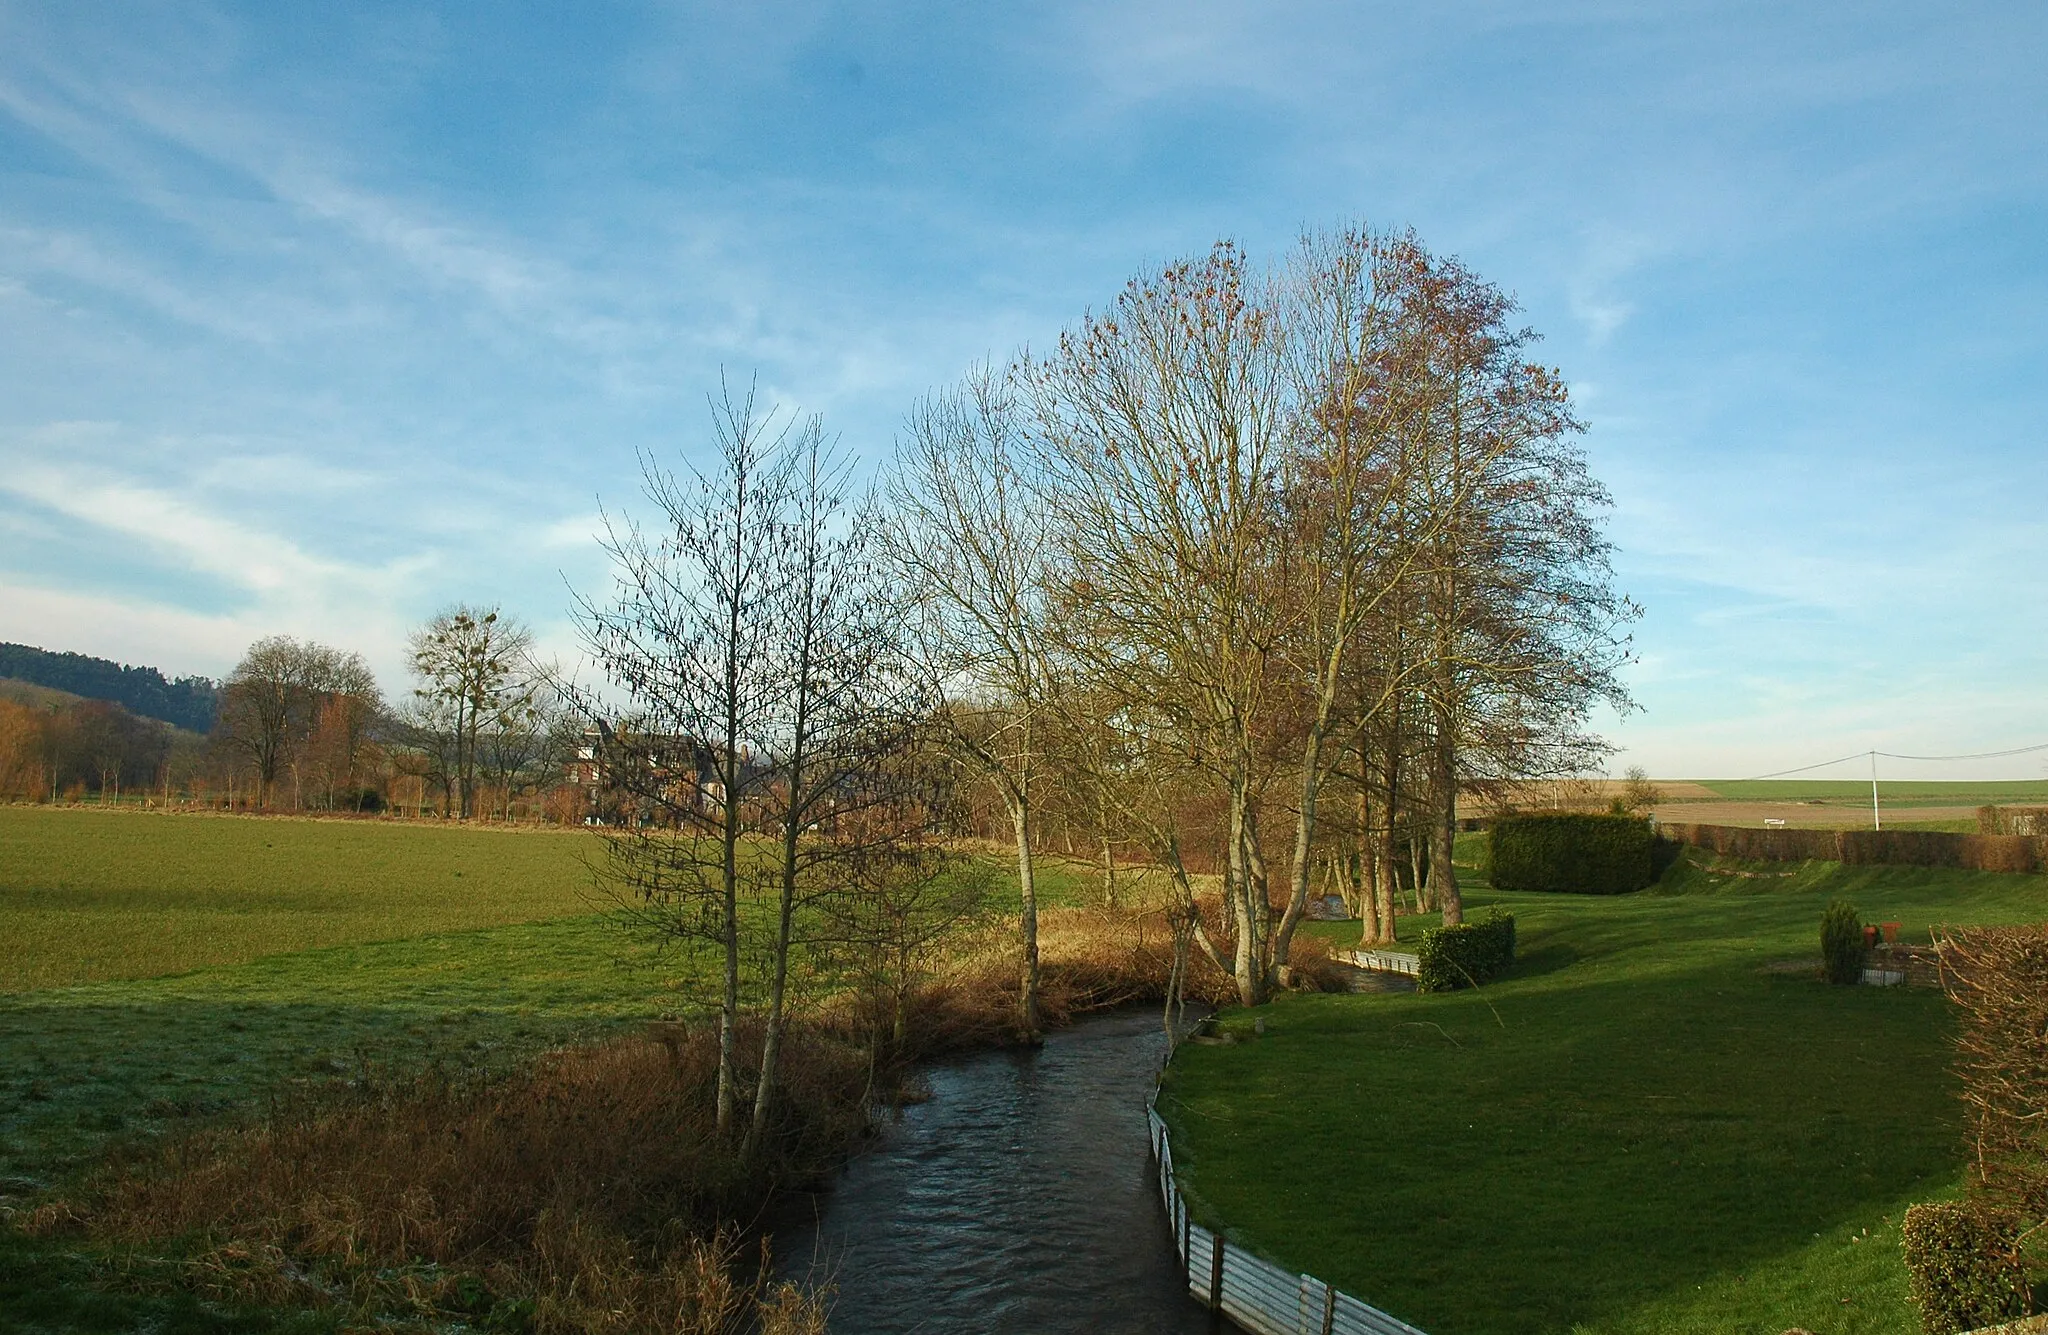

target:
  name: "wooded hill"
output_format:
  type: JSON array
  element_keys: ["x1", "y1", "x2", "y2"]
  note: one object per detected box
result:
[{"x1": 0, "y1": 643, "x2": 219, "y2": 732}]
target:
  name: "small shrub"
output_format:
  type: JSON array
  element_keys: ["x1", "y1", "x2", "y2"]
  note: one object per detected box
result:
[
  {"x1": 1900, "y1": 1201, "x2": 2031, "y2": 1334},
  {"x1": 1417, "y1": 910, "x2": 1516, "y2": 993},
  {"x1": 1488, "y1": 813, "x2": 1654, "y2": 894},
  {"x1": 1821, "y1": 899, "x2": 1864, "y2": 985}
]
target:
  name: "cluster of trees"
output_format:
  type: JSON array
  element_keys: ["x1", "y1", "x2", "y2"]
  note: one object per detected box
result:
[
  {"x1": 582, "y1": 225, "x2": 1635, "y2": 1139},
  {"x1": 208, "y1": 621, "x2": 577, "y2": 819},
  {"x1": 891, "y1": 229, "x2": 1633, "y2": 1012},
  {"x1": 215, "y1": 636, "x2": 386, "y2": 810},
  {"x1": 0, "y1": 619, "x2": 581, "y2": 820},
  {"x1": 0, "y1": 693, "x2": 182, "y2": 803}
]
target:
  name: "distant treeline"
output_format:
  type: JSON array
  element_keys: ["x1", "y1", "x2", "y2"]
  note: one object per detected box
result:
[{"x1": 0, "y1": 643, "x2": 219, "y2": 732}]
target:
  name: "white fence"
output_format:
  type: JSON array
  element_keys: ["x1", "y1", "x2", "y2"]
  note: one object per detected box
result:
[
  {"x1": 1147, "y1": 1104, "x2": 1427, "y2": 1335},
  {"x1": 1337, "y1": 949, "x2": 1420, "y2": 977}
]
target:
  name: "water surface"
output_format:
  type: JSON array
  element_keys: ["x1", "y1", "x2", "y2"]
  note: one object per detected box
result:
[{"x1": 774, "y1": 1006, "x2": 1221, "y2": 1333}]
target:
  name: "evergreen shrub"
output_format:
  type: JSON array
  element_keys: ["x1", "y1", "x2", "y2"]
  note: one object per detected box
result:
[
  {"x1": 1900, "y1": 1201, "x2": 2031, "y2": 1335},
  {"x1": 1820, "y1": 899, "x2": 1864, "y2": 986},
  {"x1": 1416, "y1": 909, "x2": 1516, "y2": 993},
  {"x1": 1488, "y1": 812, "x2": 1654, "y2": 894}
]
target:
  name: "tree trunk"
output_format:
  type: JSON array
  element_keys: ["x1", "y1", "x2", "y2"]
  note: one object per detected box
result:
[
  {"x1": 1271, "y1": 715, "x2": 1333, "y2": 991},
  {"x1": 1377, "y1": 723, "x2": 1402, "y2": 942},
  {"x1": 1226, "y1": 774, "x2": 1265, "y2": 1006},
  {"x1": 1431, "y1": 712, "x2": 1462, "y2": 926},
  {"x1": 1354, "y1": 786, "x2": 1382, "y2": 943},
  {"x1": 1011, "y1": 801, "x2": 1042, "y2": 1042},
  {"x1": 747, "y1": 790, "x2": 803, "y2": 1159}
]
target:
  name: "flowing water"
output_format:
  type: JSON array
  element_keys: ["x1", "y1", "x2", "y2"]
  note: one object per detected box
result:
[{"x1": 773, "y1": 1005, "x2": 1222, "y2": 1333}]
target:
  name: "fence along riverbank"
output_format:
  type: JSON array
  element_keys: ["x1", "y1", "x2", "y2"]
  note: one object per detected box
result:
[{"x1": 1147, "y1": 1100, "x2": 1427, "y2": 1335}]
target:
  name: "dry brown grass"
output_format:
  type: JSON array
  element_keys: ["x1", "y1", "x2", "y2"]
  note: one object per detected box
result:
[
  {"x1": 845, "y1": 901, "x2": 1345, "y2": 1057},
  {"x1": 26, "y1": 1025, "x2": 860, "y2": 1333}
]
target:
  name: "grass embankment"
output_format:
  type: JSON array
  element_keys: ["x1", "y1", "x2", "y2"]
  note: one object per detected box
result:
[{"x1": 1160, "y1": 841, "x2": 2048, "y2": 1335}]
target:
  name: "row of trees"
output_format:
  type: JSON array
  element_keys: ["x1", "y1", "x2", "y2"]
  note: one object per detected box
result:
[
  {"x1": 0, "y1": 695, "x2": 179, "y2": 802},
  {"x1": 582, "y1": 225, "x2": 1635, "y2": 1141},
  {"x1": 0, "y1": 618, "x2": 582, "y2": 821},
  {"x1": 209, "y1": 621, "x2": 578, "y2": 820}
]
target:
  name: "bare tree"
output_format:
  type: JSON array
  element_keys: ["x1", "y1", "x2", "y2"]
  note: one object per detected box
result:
[
  {"x1": 408, "y1": 608, "x2": 536, "y2": 821},
  {"x1": 1400, "y1": 252, "x2": 1635, "y2": 924},
  {"x1": 577, "y1": 383, "x2": 796, "y2": 1137},
  {"x1": 886, "y1": 366, "x2": 1057, "y2": 1039},
  {"x1": 219, "y1": 636, "x2": 379, "y2": 809},
  {"x1": 745, "y1": 430, "x2": 929, "y2": 1156},
  {"x1": 1022, "y1": 242, "x2": 1298, "y2": 1007},
  {"x1": 218, "y1": 636, "x2": 309, "y2": 808},
  {"x1": 1006, "y1": 227, "x2": 1632, "y2": 1002}
]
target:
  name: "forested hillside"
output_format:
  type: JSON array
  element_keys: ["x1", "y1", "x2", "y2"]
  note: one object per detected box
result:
[{"x1": 0, "y1": 644, "x2": 218, "y2": 732}]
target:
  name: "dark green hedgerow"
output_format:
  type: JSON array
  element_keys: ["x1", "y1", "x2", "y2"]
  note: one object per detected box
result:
[
  {"x1": 1487, "y1": 813, "x2": 1654, "y2": 895},
  {"x1": 1415, "y1": 910, "x2": 1515, "y2": 992},
  {"x1": 1899, "y1": 1201, "x2": 2032, "y2": 1334}
]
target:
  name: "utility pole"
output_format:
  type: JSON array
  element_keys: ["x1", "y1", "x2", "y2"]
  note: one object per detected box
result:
[{"x1": 1870, "y1": 750, "x2": 1881, "y2": 831}]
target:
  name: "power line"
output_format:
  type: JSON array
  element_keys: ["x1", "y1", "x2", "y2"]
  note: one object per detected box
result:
[
  {"x1": 1738, "y1": 751, "x2": 1873, "y2": 782},
  {"x1": 1875, "y1": 742, "x2": 2048, "y2": 762},
  {"x1": 1736, "y1": 742, "x2": 2048, "y2": 782}
]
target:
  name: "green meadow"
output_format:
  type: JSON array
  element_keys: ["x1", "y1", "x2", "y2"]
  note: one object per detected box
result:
[
  {"x1": 1161, "y1": 841, "x2": 2048, "y2": 1335},
  {"x1": 0, "y1": 806, "x2": 1094, "y2": 1194},
  {"x1": 1692, "y1": 778, "x2": 2048, "y2": 807},
  {"x1": 0, "y1": 807, "x2": 608, "y2": 992}
]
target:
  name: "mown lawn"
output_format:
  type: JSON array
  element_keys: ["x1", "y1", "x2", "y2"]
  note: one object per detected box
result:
[{"x1": 1160, "y1": 847, "x2": 2048, "y2": 1335}]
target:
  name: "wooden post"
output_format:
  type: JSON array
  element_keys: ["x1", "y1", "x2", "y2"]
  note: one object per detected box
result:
[{"x1": 1180, "y1": 1200, "x2": 1191, "y2": 1275}]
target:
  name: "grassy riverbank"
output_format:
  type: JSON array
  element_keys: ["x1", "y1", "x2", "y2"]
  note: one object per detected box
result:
[
  {"x1": 1160, "y1": 847, "x2": 2048, "y2": 1335},
  {"x1": 0, "y1": 805, "x2": 1138, "y2": 1332}
]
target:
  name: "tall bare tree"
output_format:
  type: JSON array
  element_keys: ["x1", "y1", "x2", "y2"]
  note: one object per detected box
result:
[
  {"x1": 219, "y1": 636, "x2": 379, "y2": 809},
  {"x1": 886, "y1": 366, "x2": 1056, "y2": 1039},
  {"x1": 1022, "y1": 242, "x2": 1298, "y2": 1006},
  {"x1": 578, "y1": 383, "x2": 794, "y2": 1136},
  {"x1": 408, "y1": 608, "x2": 536, "y2": 821},
  {"x1": 746, "y1": 430, "x2": 928, "y2": 1156},
  {"x1": 218, "y1": 636, "x2": 309, "y2": 808}
]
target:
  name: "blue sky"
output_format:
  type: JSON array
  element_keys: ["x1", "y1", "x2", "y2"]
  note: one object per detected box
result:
[{"x1": 2, "y1": 0, "x2": 2043, "y2": 778}]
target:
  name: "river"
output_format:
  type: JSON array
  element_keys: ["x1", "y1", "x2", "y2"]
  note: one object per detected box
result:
[{"x1": 773, "y1": 1005, "x2": 1222, "y2": 1333}]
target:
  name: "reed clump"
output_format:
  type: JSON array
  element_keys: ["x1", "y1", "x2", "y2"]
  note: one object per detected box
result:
[{"x1": 25, "y1": 1024, "x2": 859, "y2": 1333}]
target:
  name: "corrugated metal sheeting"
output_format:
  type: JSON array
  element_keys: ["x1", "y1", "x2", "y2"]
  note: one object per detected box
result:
[{"x1": 1148, "y1": 1106, "x2": 1428, "y2": 1335}]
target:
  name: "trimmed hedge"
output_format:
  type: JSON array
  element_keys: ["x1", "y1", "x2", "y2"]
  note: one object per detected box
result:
[
  {"x1": 1488, "y1": 813, "x2": 1654, "y2": 894},
  {"x1": 1659, "y1": 822, "x2": 2045, "y2": 874},
  {"x1": 1900, "y1": 1201, "x2": 2031, "y2": 1334},
  {"x1": 1978, "y1": 805, "x2": 2048, "y2": 837},
  {"x1": 1416, "y1": 910, "x2": 1516, "y2": 993}
]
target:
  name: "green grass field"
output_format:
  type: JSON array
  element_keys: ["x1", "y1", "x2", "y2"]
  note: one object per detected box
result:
[
  {"x1": 0, "y1": 805, "x2": 1109, "y2": 1333},
  {"x1": 0, "y1": 807, "x2": 1096, "y2": 1191},
  {"x1": 1161, "y1": 841, "x2": 2048, "y2": 1335},
  {"x1": 1692, "y1": 779, "x2": 2048, "y2": 808},
  {"x1": 0, "y1": 807, "x2": 609, "y2": 992}
]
